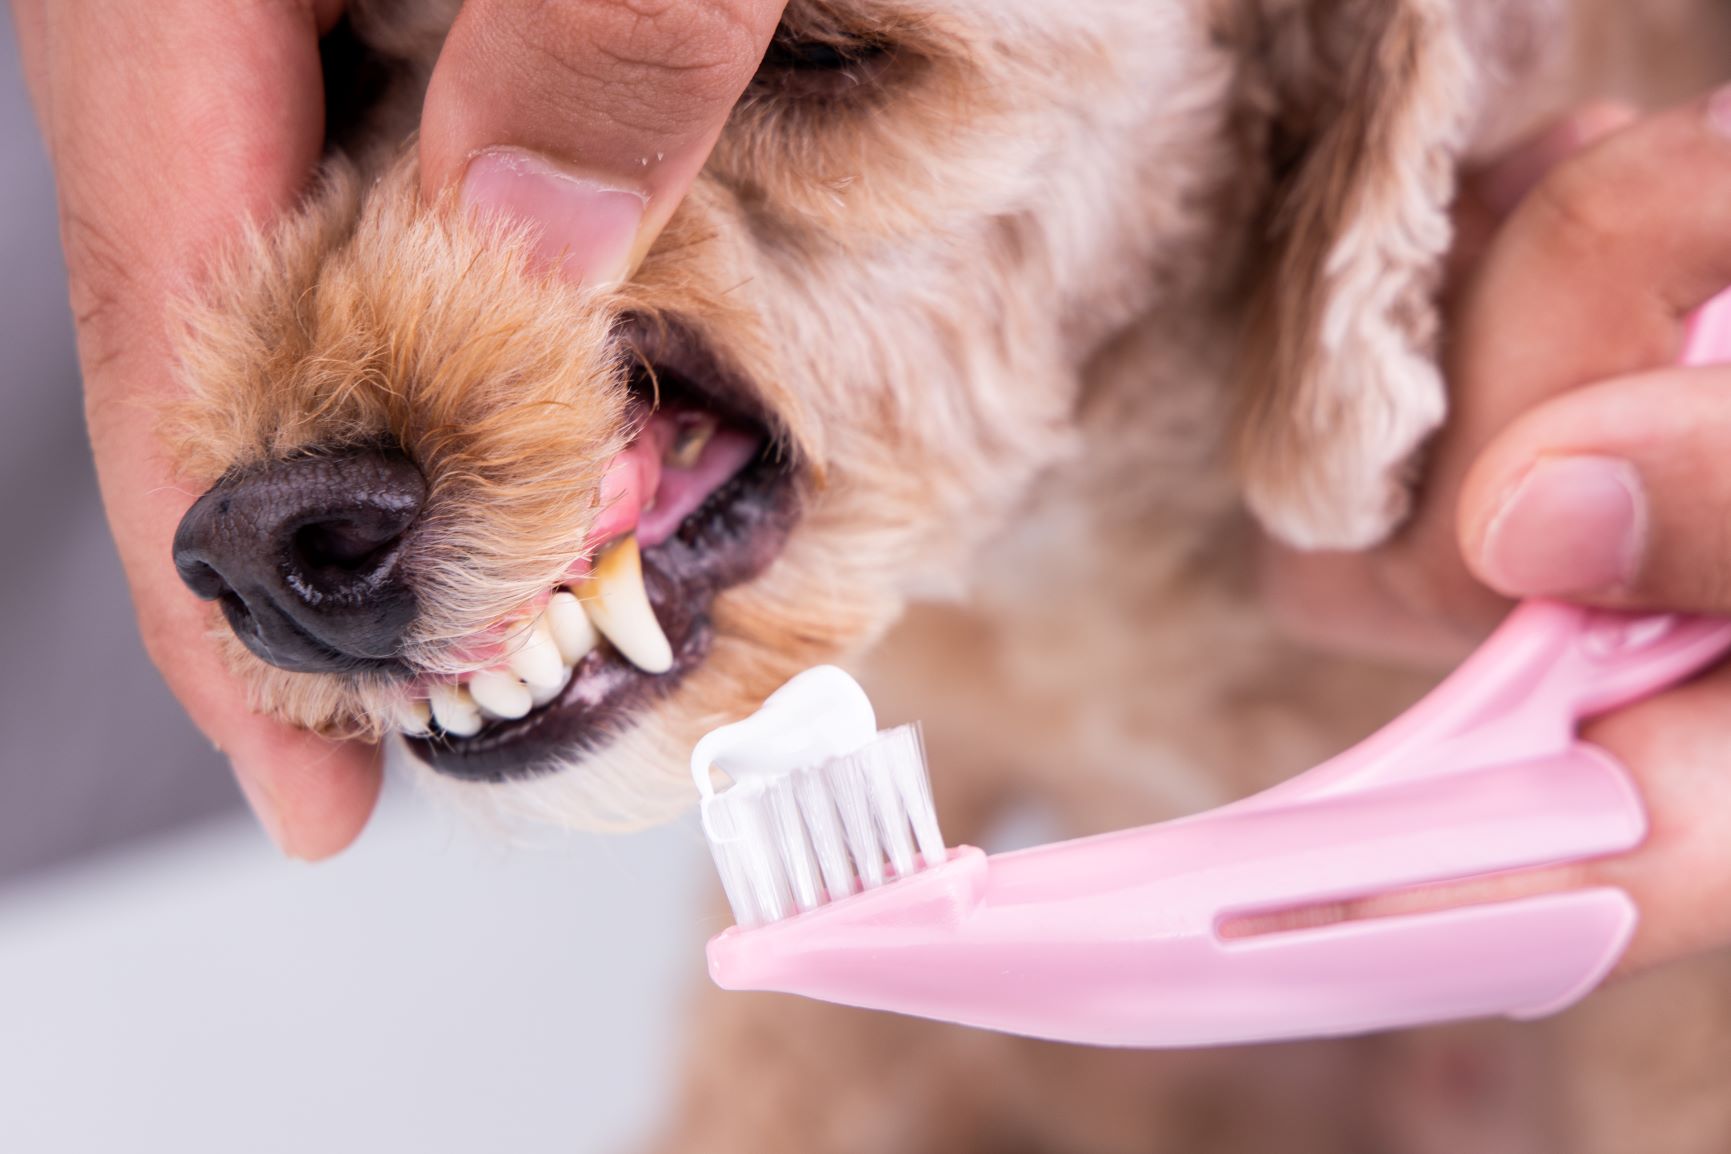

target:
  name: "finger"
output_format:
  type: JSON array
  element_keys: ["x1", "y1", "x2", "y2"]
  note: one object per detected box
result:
[
  {"x1": 1474, "y1": 103, "x2": 1639, "y2": 218},
  {"x1": 1445, "y1": 104, "x2": 1638, "y2": 292},
  {"x1": 418, "y1": 0, "x2": 786, "y2": 284},
  {"x1": 1582, "y1": 667, "x2": 1731, "y2": 973},
  {"x1": 140, "y1": 586, "x2": 383, "y2": 861},
  {"x1": 36, "y1": 0, "x2": 381, "y2": 857},
  {"x1": 1459, "y1": 364, "x2": 1731, "y2": 612},
  {"x1": 11, "y1": 1, "x2": 51, "y2": 124},
  {"x1": 1447, "y1": 89, "x2": 1731, "y2": 443}
]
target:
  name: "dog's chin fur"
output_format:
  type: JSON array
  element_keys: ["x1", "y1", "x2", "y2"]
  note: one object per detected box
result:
[{"x1": 159, "y1": 0, "x2": 1731, "y2": 1147}]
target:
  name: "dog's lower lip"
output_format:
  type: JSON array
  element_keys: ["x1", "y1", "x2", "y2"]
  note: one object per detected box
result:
[{"x1": 405, "y1": 338, "x2": 800, "y2": 783}]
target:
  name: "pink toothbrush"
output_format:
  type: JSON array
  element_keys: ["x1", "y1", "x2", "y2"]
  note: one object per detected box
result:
[{"x1": 694, "y1": 290, "x2": 1731, "y2": 1048}]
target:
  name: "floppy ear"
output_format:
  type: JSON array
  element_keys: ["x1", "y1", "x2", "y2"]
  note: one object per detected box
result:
[{"x1": 1233, "y1": 0, "x2": 1496, "y2": 550}]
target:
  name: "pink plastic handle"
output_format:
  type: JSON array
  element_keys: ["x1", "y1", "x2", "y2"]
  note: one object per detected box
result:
[
  {"x1": 709, "y1": 604, "x2": 1727, "y2": 1046},
  {"x1": 707, "y1": 290, "x2": 1731, "y2": 1046}
]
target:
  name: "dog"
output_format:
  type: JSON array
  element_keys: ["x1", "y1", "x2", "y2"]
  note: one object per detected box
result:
[{"x1": 161, "y1": 0, "x2": 1731, "y2": 1149}]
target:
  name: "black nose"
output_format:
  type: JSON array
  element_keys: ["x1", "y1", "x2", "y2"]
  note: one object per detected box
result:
[{"x1": 172, "y1": 446, "x2": 427, "y2": 673}]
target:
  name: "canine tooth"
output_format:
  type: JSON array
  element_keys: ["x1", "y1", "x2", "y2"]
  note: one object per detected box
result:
[
  {"x1": 468, "y1": 668, "x2": 533, "y2": 720},
  {"x1": 428, "y1": 684, "x2": 483, "y2": 737},
  {"x1": 666, "y1": 415, "x2": 717, "y2": 469},
  {"x1": 580, "y1": 535, "x2": 674, "y2": 674},
  {"x1": 395, "y1": 698, "x2": 432, "y2": 736},
  {"x1": 547, "y1": 590, "x2": 597, "y2": 665},
  {"x1": 509, "y1": 615, "x2": 566, "y2": 692}
]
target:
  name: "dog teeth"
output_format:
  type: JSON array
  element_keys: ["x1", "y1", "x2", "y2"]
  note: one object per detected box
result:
[
  {"x1": 509, "y1": 614, "x2": 567, "y2": 693},
  {"x1": 527, "y1": 666, "x2": 572, "y2": 708},
  {"x1": 666, "y1": 414, "x2": 718, "y2": 469},
  {"x1": 395, "y1": 698, "x2": 432, "y2": 736},
  {"x1": 417, "y1": 554, "x2": 663, "y2": 736},
  {"x1": 546, "y1": 590, "x2": 598, "y2": 665},
  {"x1": 523, "y1": 614, "x2": 575, "y2": 707},
  {"x1": 579, "y1": 535, "x2": 674, "y2": 675},
  {"x1": 468, "y1": 668, "x2": 534, "y2": 720},
  {"x1": 428, "y1": 683, "x2": 483, "y2": 737}
]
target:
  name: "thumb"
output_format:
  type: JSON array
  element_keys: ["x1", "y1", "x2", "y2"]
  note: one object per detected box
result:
[
  {"x1": 418, "y1": 0, "x2": 786, "y2": 284},
  {"x1": 1459, "y1": 364, "x2": 1731, "y2": 614}
]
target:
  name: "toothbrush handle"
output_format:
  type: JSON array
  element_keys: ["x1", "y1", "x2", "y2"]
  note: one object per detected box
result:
[
  {"x1": 1537, "y1": 606, "x2": 1731, "y2": 720},
  {"x1": 708, "y1": 736, "x2": 1648, "y2": 1047}
]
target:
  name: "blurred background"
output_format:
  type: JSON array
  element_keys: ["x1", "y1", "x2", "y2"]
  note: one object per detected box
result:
[{"x1": 0, "y1": 23, "x2": 707, "y2": 1152}]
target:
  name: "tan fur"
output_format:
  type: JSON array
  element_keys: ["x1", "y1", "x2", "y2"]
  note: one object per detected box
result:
[
  {"x1": 161, "y1": 0, "x2": 1731, "y2": 1148},
  {"x1": 1234, "y1": 0, "x2": 1469, "y2": 549}
]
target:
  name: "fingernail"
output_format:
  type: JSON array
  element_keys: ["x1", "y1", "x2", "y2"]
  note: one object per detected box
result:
[
  {"x1": 1478, "y1": 456, "x2": 1646, "y2": 597},
  {"x1": 1707, "y1": 85, "x2": 1731, "y2": 139},
  {"x1": 232, "y1": 763, "x2": 297, "y2": 857},
  {"x1": 461, "y1": 148, "x2": 646, "y2": 286}
]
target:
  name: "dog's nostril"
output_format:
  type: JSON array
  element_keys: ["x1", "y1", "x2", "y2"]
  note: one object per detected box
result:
[
  {"x1": 287, "y1": 497, "x2": 426, "y2": 591},
  {"x1": 294, "y1": 518, "x2": 399, "y2": 571},
  {"x1": 171, "y1": 446, "x2": 427, "y2": 674}
]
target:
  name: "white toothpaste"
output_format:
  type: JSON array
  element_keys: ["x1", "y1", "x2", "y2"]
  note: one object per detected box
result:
[
  {"x1": 691, "y1": 665, "x2": 944, "y2": 927},
  {"x1": 690, "y1": 666, "x2": 878, "y2": 798}
]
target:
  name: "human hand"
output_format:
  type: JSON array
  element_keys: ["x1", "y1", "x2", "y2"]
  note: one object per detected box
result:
[
  {"x1": 14, "y1": 0, "x2": 783, "y2": 858},
  {"x1": 1261, "y1": 91, "x2": 1731, "y2": 974},
  {"x1": 14, "y1": 0, "x2": 380, "y2": 859}
]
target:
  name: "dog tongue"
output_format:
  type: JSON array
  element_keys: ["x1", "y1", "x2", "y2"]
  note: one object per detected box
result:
[
  {"x1": 638, "y1": 425, "x2": 759, "y2": 545},
  {"x1": 588, "y1": 410, "x2": 763, "y2": 552}
]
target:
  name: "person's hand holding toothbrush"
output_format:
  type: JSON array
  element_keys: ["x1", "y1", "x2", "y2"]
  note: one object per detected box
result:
[{"x1": 1266, "y1": 90, "x2": 1731, "y2": 975}]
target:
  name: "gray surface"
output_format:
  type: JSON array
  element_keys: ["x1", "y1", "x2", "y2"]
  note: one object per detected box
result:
[
  {"x1": 0, "y1": 793, "x2": 709, "y2": 1154},
  {"x1": 0, "y1": 22, "x2": 239, "y2": 882}
]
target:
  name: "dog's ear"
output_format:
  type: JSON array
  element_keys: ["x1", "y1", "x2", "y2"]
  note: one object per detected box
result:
[{"x1": 1231, "y1": 0, "x2": 1545, "y2": 550}]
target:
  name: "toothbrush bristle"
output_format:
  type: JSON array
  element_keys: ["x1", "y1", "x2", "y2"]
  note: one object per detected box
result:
[{"x1": 700, "y1": 724, "x2": 947, "y2": 928}]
